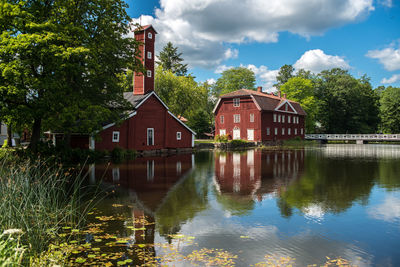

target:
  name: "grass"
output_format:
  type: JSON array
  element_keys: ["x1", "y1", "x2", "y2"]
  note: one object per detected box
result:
[
  {"x1": 0, "y1": 159, "x2": 96, "y2": 263},
  {"x1": 194, "y1": 139, "x2": 215, "y2": 144},
  {"x1": 0, "y1": 232, "x2": 25, "y2": 266}
]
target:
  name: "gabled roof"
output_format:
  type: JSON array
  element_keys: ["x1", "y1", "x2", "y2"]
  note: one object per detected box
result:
[
  {"x1": 135, "y1": 24, "x2": 158, "y2": 34},
  {"x1": 214, "y1": 89, "x2": 306, "y2": 116}
]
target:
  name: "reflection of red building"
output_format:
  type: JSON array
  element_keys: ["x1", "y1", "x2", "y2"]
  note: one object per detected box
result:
[{"x1": 215, "y1": 150, "x2": 305, "y2": 200}]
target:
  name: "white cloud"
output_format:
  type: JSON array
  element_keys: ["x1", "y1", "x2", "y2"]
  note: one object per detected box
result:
[
  {"x1": 215, "y1": 65, "x2": 234, "y2": 74},
  {"x1": 293, "y1": 49, "x2": 351, "y2": 73},
  {"x1": 381, "y1": 74, "x2": 400, "y2": 84},
  {"x1": 207, "y1": 78, "x2": 216, "y2": 85},
  {"x1": 245, "y1": 64, "x2": 279, "y2": 92},
  {"x1": 366, "y1": 44, "x2": 400, "y2": 71},
  {"x1": 368, "y1": 196, "x2": 400, "y2": 222},
  {"x1": 132, "y1": 0, "x2": 374, "y2": 68},
  {"x1": 378, "y1": 0, "x2": 393, "y2": 7}
]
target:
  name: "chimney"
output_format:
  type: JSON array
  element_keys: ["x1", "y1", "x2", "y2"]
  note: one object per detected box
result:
[
  {"x1": 278, "y1": 91, "x2": 281, "y2": 98},
  {"x1": 257, "y1": 86, "x2": 262, "y2": 92},
  {"x1": 133, "y1": 25, "x2": 158, "y2": 95}
]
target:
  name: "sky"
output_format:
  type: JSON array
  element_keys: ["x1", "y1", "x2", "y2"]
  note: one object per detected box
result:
[{"x1": 125, "y1": 0, "x2": 400, "y2": 91}]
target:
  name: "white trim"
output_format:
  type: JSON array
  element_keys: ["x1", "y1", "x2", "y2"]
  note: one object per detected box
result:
[
  {"x1": 136, "y1": 91, "x2": 169, "y2": 110},
  {"x1": 212, "y1": 98, "x2": 222, "y2": 114},
  {"x1": 250, "y1": 95, "x2": 262, "y2": 110},
  {"x1": 191, "y1": 134, "x2": 195, "y2": 147},
  {"x1": 148, "y1": 32, "x2": 153, "y2": 39},
  {"x1": 176, "y1": 131, "x2": 182, "y2": 140},
  {"x1": 112, "y1": 131, "x2": 120, "y2": 142},
  {"x1": 275, "y1": 100, "x2": 298, "y2": 114},
  {"x1": 102, "y1": 111, "x2": 137, "y2": 131},
  {"x1": 147, "y1": 70, "x2": 152, "y2": 77},
  {"x1": 147, "y1": 51, "x2": 152, "y2": 59},
  {"x1": 168, "y1": 111, "x2": 196, "y2": 135},
  {"x1": 147, "y1": 128, "x2": 154, "y2": 146}
]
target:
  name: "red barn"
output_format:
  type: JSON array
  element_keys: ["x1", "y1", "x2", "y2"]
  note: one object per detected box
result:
[
  {"x1": 58, "y1": 25, "x2": 195, "y2": 151},
  {"x1": 213, "y1": 87, "x2": 306, "y2": 142}
]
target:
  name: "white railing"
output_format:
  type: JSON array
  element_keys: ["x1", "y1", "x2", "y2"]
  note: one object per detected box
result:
[{"x1": 305, "y1": 134, "x2": 400, "y2": 141}]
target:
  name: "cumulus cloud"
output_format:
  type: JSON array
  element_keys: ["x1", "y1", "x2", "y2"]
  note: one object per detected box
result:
[
  {"x1": 131, "y1": 0, "x2": 374, "y2": 68},
  {"x1": 381, "y1": 74, "x2": 400, "y2": 84},
  {"x1": 368, "y1": 196, "x2": 400, "y2": 222},
  {"x1": 293, "y1": 49, "x2": 351, "y2": 73},
  {"x1": 366, "y1": 44, "x2": 400, "y2": 71},
  {"x1": 378, "y1": 0, "x2": 393, "y2": 7},
  {"x1": 215, "y1": 65, "x2": 234, "y2": 74}
]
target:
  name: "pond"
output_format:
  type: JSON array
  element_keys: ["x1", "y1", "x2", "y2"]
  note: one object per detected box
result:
[{"x1": 78, "y1": 144, "x2": 400, "y2": 266}]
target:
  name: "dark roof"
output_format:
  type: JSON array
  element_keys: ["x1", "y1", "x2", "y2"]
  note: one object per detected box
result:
[
  {"x1": 219, "y1": 89, "x2": 306, "y2": 116},
  {"x1": 135, "y1": 24, "x2": 158, "y2": 34},
  {"x1": 123, "y1": 92, "x2": 150, "y2": 109}
]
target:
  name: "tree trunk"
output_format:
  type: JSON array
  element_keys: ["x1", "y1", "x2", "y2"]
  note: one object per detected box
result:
[
  {"x1": 29, "y1": 118, "x2": 42, "y2": 152},
  {"x1": 6, "y1": 124, "x2": 12, "y2": 147}
]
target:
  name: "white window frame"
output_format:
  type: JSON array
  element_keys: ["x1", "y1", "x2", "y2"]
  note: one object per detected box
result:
[
  {"x1": 282, "y1": 128, "x2": 285, "y2": 135},
  {"x1": 147, "y1": 128, "x2": 154, "y2": 146},
  {"x1": 147, "y1": 51, "x2": 152, "y2": 59},
  {"x1": 267, "y1": 127, "x2": 270, "y2": 136},
  {"x1": 288, "y1": 128, "x2": 291, "y2": 135},
  {"x1": 295, "y1": 128, "x2": 298, "y2": 135},
  {"x1": 234, "y1": 114, "x2": 240, "y2": 123},
  {"x1": 274, "y1": 127, "x2": 278, "y2": 135},
  {"x1": 112, "y1": 131, "x2": 120, "y2": 143},
  {"x1": 176, "y1": 132, "x2": 182, "y2": 140},
  {"x1": 282, "y1": 115, "x2": 285, "y2": 123},
  {"x1": 278, "y1": 115, "x2": 281, "y2": 123},
  {"x1": 250, "y1": 113, "x2": 254, "y2": 123},
  {"x1": 148, "y1": 32, "x2": 153, "y2": 39},
  {"x1": 220, "y1": 115, "x2": 224, "y2": 124},
  {"x1": 301, "y1": 128, "x2": 304, "y2": 135},
  {"x1": 273, "y1": 114, "x2": 277, "y2": 122},
  {"x1": 147, "y1": 70, "x2": 152, "y2": 77},
  {"x1": 288, "y1": 116, "x2": 291, "y2": 124},
  {"x1": 233, "y1": 98, "x2": 240, "y2": 107}
]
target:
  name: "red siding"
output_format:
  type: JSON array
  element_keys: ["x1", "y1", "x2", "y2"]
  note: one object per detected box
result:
[
  {"x1": 215, "y1": 96, "x2": 305, "y2": 142},
  {"x1": 95, "y1": 95, "x2": 193, "y2": 151}
]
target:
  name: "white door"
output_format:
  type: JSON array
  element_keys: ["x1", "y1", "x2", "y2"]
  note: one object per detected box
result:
[
  {"x1": 247, "y1": 129, "x2": 254, "y2": 141},
  {"x1": 233, "y1": 128, "x2": 241, "y2": 140},
  {"x1": 220, "y1": 129, "x2": 226, "y2": 136}
]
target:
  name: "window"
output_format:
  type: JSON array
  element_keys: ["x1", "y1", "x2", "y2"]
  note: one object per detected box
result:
[
  {"x1": 220, "y1": 129, "x2": 226, "y2": 135},
  {"x1": 176, "y1": 132, "x2": 181, "y2": 140},
  {"x1": 250, "y1": 113, "x2": 254, "y2": 122},
  {"x1": 233, "y1": 98, "x2": 240, "y2": 107},
  {"x1": 148, "y1": 32, "x2": 152, "y2": 39},
  {"x1": 147, "y1": 70, "x2": 152, "y2": 77},
  {"x1": 147, "y1": 128, "x2": 154, "y2": 145},
  {"x1": 147, "y1": 51, "x2": 152, "y2": 59},
  {"x1": 288, "y1": 128, "x2": 291, "y2": 135},
  {"x1": 295, "y1": 128, "x2": 298, "y2": 135},
  {"x1": 296, "y1": 117, "x2": 299, "y2": 124},
  {"x1": 282, "y1": 128, "x2": 285, "y2": 135},
  {"x1": 282, "y1": 115, "x2": 285, "y2": 123},
  {"x1": 267, "y1": 127, "x2": 270, "y2": 135},
  {"x1": 278, "y1": 115, "x2": 281, "y2": 123},
  {"x1": 274, "y1": 127, "x2": 278, "y2": 135},
  {"x1": 288, "y1": 116, "x2": 291, "y2": 124},
  {"x1": 273, "y1": 114, "x2": 277, "y2": 122},
  {"x1": 301, "y1": 128, "x2": 304, "y2": 135},
  {"x1": 112, "y1": 131, "x2": 120, "y2": 142},
  {"x1": 220, "y1": 115, "x2": 224, "y2": 124},
  {"x1": 234, "y1": 114, "x2": 240, "y2": 123}
]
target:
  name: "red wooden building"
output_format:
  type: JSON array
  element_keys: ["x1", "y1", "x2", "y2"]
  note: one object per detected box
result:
[
  {"x1": 213, "y1": 87, "x2": 306, "y2": 142},
  {"x1": 56, "y1": 25, "x2": 195, "y2": 151}
]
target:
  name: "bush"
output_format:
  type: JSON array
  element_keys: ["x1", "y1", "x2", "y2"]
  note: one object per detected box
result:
[
  {"x1": 215, "y1": 134, "x2": 229, "y2": 143},
  {"x1": 230, "y1": 139, "x2": 248, "y2": 146}
]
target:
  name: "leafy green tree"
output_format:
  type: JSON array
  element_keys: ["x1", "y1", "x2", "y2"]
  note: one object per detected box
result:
[
  {"x1": 0, "y1": 0, "x2": 141, "y2": 151},
  {"x1": 315, "y1": 69, "x2": 379, "y2": 133},
  {"x1": 380, "y1": 86, "x2": 400, "y2": 133},
  {"x1": 213, "y1": 67, "x2": 256, "y2": 96},
  {"x1": 156, "y1": 42, "x2": 188, "y2": 76},
  {"x1": 274, "y1": 64, "x2": 295, "y2": 90},
  {"x1": 280, "y1": 77, "x2": 317, "y2": 133}
]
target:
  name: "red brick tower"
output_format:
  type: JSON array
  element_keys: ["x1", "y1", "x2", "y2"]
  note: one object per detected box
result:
[{"x1": 134, "y1": 25, "x2": 157, "y2": 95}]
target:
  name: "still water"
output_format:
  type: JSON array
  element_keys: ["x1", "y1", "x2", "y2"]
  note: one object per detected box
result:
[{"x1": 84, "y1": 145, "x2": 400, "y2": 266}]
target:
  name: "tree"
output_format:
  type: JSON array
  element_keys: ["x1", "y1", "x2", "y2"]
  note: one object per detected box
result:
[
  {"x1": 280, "y1": 77, "x2": 318, "y2": 133},
  {"x1": 315, "y1": 69, "x2": 379, "y2": 133},
  {"x1": 0, "y1": 0, "x2": 141, "y2": 151},
  {"x1": 380, "y1": 86, "x2": 400, "y2": 133},
  {"x1": 213, "y1": 67, "x2": 256, "y2": 96},
  {"x1": 274, "y1": 64, "x2": 295, "y2": 90},
  {"x1": 156, "y1": 42, "x2": 188, "y2": 76}
]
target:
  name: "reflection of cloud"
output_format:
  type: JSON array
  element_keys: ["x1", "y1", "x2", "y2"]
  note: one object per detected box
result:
[
  {"x1": 368, "y1": 196, "x2": 400, "y2": 222},
  {"x1": 302, "y1": 204, "x2": 325, "y2": 222}
]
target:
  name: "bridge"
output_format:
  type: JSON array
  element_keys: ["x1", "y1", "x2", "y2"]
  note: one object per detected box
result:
[{"x1": 305, "y1": 134, "x2": 400, "y2": 144}]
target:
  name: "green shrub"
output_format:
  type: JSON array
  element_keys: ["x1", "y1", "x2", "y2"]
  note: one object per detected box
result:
[
  {"x1": 0, "y1": 233, "x2": 25, "y2": 266},
  {"x1": 230, "y1": 139, "x2": 248, "y2": 146},
  {"x1": 215, "y1": 134, "x2": 229, "y2": 143},
  {"x1": 2, "y1": 140, "x2": 8, "y2": 148}
]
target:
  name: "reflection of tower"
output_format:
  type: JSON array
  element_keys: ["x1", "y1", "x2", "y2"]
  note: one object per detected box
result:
[{"x1": 131, "y1": 209, "x2": 156, "y2": 265}]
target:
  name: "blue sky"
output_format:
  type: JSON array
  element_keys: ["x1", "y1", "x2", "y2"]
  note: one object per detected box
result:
[{"x1": 125, "y1": 0, "x2": 400, "y2": 91}]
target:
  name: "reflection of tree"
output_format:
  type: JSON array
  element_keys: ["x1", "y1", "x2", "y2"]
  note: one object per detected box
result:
[
  {"x1": 214, "y1": 190, "x2": 255, "y2": 216},
  {"x1": 278, "y1": 152, "x2": 377, "y2": 216},
  {"x1": 378, "y1": 159, "x2": 400, "y2": 190},
  {"x1": 155, "y1": 172, "x2": 209, "y2": 238}
]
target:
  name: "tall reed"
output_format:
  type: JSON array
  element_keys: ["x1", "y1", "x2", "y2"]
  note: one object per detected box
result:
[{"x1": 0, "y1": 159, "x2": 94, "y2": 258}]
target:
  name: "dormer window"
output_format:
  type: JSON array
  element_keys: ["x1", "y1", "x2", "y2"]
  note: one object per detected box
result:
[
  {"x1": 147, "y1": 51, "x2": 152, "y2": 59},
  {"x1": 148, "y1": 32, "x2": 152, "y2": 39},
  {"x1": 233, "y1": 98, "x2": 240, "y2": 107}
]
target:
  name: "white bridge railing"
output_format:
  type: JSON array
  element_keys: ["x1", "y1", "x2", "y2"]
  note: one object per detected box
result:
[{"x1": 305, "y1": 134, "x2": 400, "y2": 141}]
